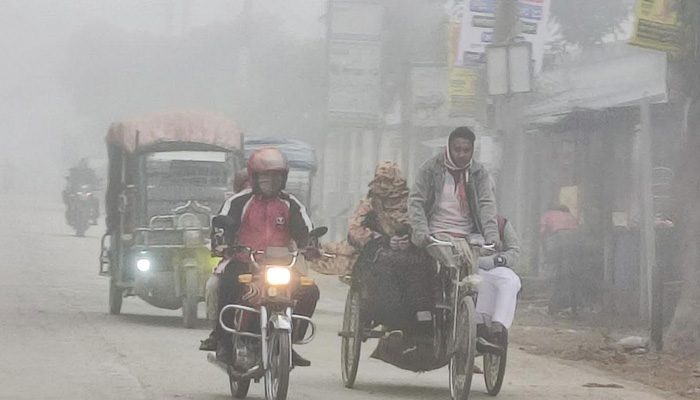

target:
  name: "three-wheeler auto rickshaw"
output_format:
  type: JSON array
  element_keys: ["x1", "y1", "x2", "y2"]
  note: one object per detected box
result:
[
  {"x1": 244, "y1": 138, "x2": 317, "y2": 209},
  {"x1": 99, "y1": 111, "x2": 245, "y2": 328}
]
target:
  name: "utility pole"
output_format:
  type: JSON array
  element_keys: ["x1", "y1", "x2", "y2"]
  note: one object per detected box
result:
[
  {"x1": 238, "y1": 0, "x2": 253, "y2": 131},
  {"x1": 639, "y1": 96, "x2": 662, "y2": 350},
  {"x1": 492, "y1": 0, "x2": 526, "y2": 232}
]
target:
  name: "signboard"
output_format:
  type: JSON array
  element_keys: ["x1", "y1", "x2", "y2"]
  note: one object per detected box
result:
[
  {"x1": 448, "y1": 67, "x2": 479, "y2": 116},
  {"x1": 330, "y1": 1, "x2": 383, "y2": 40},
  {"x1": 448, "y1": 22, "x2": 480, "y2": 117},
  {"x1": 630, "y1": 0, "x2": 681, "y2": 55},
  {"x1": 327, "y1": 40, "x2": 382, "y2": 126},
  {"x1": 411, "y1": 63, "x2": 479, "y2": 126},
  {"x1": 455, "y1": 0, "x2": 551, "y2": 73}
]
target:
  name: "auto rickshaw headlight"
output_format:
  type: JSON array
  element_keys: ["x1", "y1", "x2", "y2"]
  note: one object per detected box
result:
[
  {"x1": 136, "y1": 258, "x2": 151, "y2": 272},
  {"x1": 265, "y1": 267, "x2": 291, "y2": 286}
]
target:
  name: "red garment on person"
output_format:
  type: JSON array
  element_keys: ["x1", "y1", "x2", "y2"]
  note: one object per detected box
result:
[{"x1": 540, "y1": 210, "x2": 579, "y2": 236}]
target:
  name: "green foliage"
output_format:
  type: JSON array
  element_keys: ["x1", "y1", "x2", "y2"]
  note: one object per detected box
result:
[{"x1": 550, "y1": 0, "x2": 634, "y2": 46}]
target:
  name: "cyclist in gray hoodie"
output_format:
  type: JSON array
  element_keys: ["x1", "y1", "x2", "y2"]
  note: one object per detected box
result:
[{"x1": 408, "y1": 126, "x2": 500, "y2": 248}]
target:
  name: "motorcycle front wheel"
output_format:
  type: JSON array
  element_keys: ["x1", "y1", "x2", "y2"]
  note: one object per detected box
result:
[
  {"x1": 74, "y1": 205, "x2": 89, "y2": 237},
  {"x1": 265, "y1": 330, "x2": 291, "y2": 400}
]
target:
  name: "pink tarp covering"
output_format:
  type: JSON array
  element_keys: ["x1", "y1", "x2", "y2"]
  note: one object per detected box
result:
[{"x1": 106, "y1": 110, "x2": 243, "y2": 153}]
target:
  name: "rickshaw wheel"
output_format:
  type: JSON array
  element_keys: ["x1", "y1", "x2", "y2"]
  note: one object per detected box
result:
[
  {"x1": 228, "y1": 368, "x2": 251, "y2": 399},
  {"x1": 341, "y1": 287, "x2": 362, "y2": 388},
  {"x1": 484, "y1": 329, "x2": 508, "y2": 396},
  {"x1": 182, "y1": 268, "x2": 199, "y2": 328},
  {"x1": 449, "y1": 296, "x2": 477, "y2": 400},
  {"x1": 109, "y1": 278, "x2": 123, "y2": 315}
]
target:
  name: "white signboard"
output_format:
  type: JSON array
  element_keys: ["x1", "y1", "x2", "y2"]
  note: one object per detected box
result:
[
  {"x1": 328, "y1": 40, "x2": 382, "y2": 124},
  {"x1": 411, "y1": 65, "x2": 450, "y2": 127},
  {"x1": 456, "y1": 0, "x2": 551, "y2": 73},
  {"x1": 331, "y1": 1, "x2": 383, "y2": 39}
]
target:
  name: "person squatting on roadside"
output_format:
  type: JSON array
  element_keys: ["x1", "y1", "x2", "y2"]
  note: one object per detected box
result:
[
  {"x1": 540, "y1": 204, "x2": 581, "y2": 314},
  {"x1": 209, "y1": 148, "x2": 319, "y2": 367}
]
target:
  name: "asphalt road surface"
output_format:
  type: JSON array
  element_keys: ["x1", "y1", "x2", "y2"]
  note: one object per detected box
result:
[{"x1": 0, "y1": 195, "x2": 678, "y2": 400}]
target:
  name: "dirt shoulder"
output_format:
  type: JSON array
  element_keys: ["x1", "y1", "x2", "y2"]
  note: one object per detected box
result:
[{"x1": 512, "y1": 304, "x2": 700, "y2": 398}]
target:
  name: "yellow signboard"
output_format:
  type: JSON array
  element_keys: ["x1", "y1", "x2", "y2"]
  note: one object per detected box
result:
[
  {"x1": 448, "y1": 23, "x2": 479, "y2": 116},
  {"x1": 630, "y1": 0, "x2": 681, "y2": 54},
  {"x1": 448, "y1": 67, "x2": 479, "y2": 116}
]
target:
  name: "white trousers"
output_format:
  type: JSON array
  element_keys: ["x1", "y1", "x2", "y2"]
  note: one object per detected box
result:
[{"x1": 475, "y1": 267, "x2": 521, "y2": 329}]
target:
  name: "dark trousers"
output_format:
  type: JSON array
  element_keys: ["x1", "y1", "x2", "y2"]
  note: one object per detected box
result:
[
  {"x1": 216, "y1": 260, "x2": 320, "y2": 352},
  {"x1": 545, "y1": 230, "x2": 581, "y2": 313}
]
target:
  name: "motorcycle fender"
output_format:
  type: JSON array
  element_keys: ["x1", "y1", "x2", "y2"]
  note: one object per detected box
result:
[{"x1": 270, "y1": 314, "x2": 292, "y2": 331}]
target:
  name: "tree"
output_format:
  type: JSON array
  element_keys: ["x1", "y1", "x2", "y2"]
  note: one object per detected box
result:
[
  {"x1": 550, "y1": 0, "x2": 634, "y2": 46},
  {"x1": 665, "y1": 0, "x2": 700, "y2": 354}
]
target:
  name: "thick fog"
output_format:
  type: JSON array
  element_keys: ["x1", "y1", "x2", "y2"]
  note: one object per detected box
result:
[{"x1": 0, "y1": 0, "x2": 325, "y2": 195}]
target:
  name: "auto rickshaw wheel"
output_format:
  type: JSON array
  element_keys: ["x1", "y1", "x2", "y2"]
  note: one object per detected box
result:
[
  {"x1": 109, "y1": 278, "x2": 123, "y2": 315},
  {"x1": 340, "y1": 287, "x2": 362, "y2": 389},
  {"x1": 484, "y1": 329, "x2": 508, "y2": 396},
  {"x1": 182, "y1": 268, "x2": 200, "y2": 328},
  {"x1": 449, "y1": 296, "x2": 477, "y2": 400}
]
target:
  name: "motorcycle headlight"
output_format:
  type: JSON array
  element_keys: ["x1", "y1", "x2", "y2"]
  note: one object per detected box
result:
[
  {"x1": 265, "y1": 267, "x2": 291, "y2": 286},
  {"x1": 136, "y1": 258, "x2": 151, "y2": 272}
]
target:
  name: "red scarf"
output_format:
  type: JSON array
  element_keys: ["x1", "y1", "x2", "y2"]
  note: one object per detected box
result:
[{"x1": 444, "y1": 148, "x2": 471, "y2": 217}]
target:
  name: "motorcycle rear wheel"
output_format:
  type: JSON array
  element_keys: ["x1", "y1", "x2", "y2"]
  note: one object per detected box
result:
[
  {"x1": 265, "y1": 330, "x2": 291, "y2": 400},
  {"x1": 228, "y1": 368, "x2": 251, "y2": 399}
]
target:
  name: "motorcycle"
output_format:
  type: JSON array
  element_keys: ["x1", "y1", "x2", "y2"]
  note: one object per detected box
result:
[
  {"x1": 208, "y1": 222, "x2": 329, "y2": 400},
  {"x1": 68, "y1": 184, "x2": 95, "y2": 237}
]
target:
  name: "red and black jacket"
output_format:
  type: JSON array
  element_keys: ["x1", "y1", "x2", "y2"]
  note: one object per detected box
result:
[{"x1": 214, "y1": 188, "x2": 313, "y2": 258}]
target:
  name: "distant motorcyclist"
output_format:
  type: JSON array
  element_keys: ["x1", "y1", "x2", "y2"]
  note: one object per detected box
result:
[
  {"x1": 63, "y1": 158, "x2": 100, "y2": 225},
  {"x1": 212, "y1": 148, "x2": 319, "y2": 367}
]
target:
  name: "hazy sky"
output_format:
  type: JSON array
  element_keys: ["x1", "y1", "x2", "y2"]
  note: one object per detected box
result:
[{"x1": 0, "y1": 1, "x2": 324, "y2": 193}]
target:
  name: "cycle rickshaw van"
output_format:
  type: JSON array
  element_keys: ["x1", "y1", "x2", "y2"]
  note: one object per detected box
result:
[{"x1": 99, "y1": 110, "x2": 244, "y2": 328}]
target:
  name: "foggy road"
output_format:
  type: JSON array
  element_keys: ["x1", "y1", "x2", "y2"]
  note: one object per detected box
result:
[{"x1": 0, "y1": 194, "x2": 676, "y2": 400}]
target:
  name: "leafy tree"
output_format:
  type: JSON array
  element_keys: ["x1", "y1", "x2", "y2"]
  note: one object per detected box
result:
[{"x1": 550, "y1": 0, "x2": 634, "y2": 46}]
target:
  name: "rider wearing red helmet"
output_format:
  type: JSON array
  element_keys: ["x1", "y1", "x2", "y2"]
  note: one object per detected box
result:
[{"x1": 213, "y1": 147, "x2": 318, "y2": 367}]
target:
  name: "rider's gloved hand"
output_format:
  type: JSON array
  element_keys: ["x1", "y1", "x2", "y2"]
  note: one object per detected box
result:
[
  {"x1": 478, "y1": 256, "x2": 495, "y2": 271},
  {"x1": 304, "y1": 247, "x2": 322, "y2": 261}
]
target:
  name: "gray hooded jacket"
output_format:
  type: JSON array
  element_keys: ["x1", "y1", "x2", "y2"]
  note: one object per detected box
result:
[{"x1": 408, "y1": 152, "x2": 499, "y2": 246}]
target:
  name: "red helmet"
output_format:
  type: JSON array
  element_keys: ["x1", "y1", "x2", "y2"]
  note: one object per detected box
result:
[{"x1": 247, "y1": 147, "x2": 289, "y2": 175}]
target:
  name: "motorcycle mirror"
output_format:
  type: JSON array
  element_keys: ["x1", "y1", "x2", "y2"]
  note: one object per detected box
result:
[
  {"x1": 309, "y1": 226, "x2": 328, "y2": 239},
  {"x1": 212, "y1": 215, "x2": 236, "y2": 229}
]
